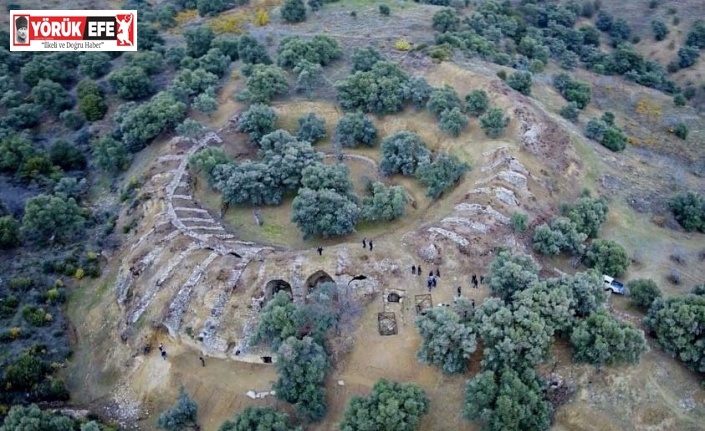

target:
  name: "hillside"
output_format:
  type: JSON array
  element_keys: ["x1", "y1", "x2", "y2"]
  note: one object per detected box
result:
[{"x1": 0, "y1": 0, "x2": 704, "y2": 431}]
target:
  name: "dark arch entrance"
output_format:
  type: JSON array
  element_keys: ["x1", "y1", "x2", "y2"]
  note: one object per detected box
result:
[
  {"x1": 265, "y1": 279, "x2": 292, "y2": 301},
  {"x1": 305, "y1": 270, "x2": 335, "y2": 294}
]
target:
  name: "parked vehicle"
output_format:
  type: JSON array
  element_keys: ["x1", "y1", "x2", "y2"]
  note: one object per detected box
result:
[{"x1": 603, "y1": 275, "x2": 626, "y2": 294}]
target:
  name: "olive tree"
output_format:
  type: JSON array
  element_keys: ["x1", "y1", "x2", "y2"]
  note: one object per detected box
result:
[
  {"x1": 479, "y1": 108, "x2": 510, "y2": 138},
  {"x1": 216, "y1": 162, "x2": 283, "y2": 206},
  {"x1": 432, "y1": 8, "x2": 460, "y2": 33},
  {"x1": 379, "y1": 131, "x2": 431, "y2": 176},
  {"x1": 439, "y1": 107, "x2": 468, "y2": 137},
  {"x1": 474, "y1": 298, "x2": 553, "y2": 371},
  {"x1": 281, "y1": 0, "x2": 307, "y2": 23},
  {"x1": 335, "y1": 61, "x2": 409, "y2": 115},
  {"x1": 513, "y1": 281, "x2": 574, "y2": 334},
  {"x1": 584, "y1": 239, "x2": 630, "y2": 277},
  {"x1": 31, "y1": 79, "x2": 72, "y2": 115},
  {"x1": 291, "y1": 188, "x2": 359, "y2": 238},
  {"x1": 184, "y1": 25, "x2": 214, "y2": 58},
  {"x1": 92, "y1": 135, "x2": 130, "y2": 173},
  {"x1": 565, "y1": 196, "x2": 609, "y2": 238},
  {"x1": 296, "y1": 113, "x2": 327, "y2": 143},
  {"x1": 78, "y1": 52, "x2": 112, "y2": 78},
  {"x1": 274, "y1": 336, "x2": 328, "y2": 422},
  {"x1": 427, "y1": 85, "x2": 462, "y2": 118},
  {"x1": 627, "y1": 279, "x2": 661, "y2": 310},
  {"x1": 463, "y1": 367, "x2": 551, "y2": 431},
  {"x1": 107, "y1": 66, "x2": 153, "y2": 100},
  {"x1": 0, "y1": 216, "x2": 20, "y2": 249},
  {"x1": 118, "y1": 91, "x2": 187, "y2": 152},
  {"x1": 415, "y1": 307, "x2": 477, "y2": 373},
  {"x1": 22, "y1": 194, "x2": 85, "y2": 244},
  {"x1": 240, "y1": 64, "x2": 288, "y2": 104},
  {"x1": 415, "y1": 152, "x2": 469, "y2": 199},
  {"x1": 236, "y1": 103, "x2": 277, "y2": 144},
  {"x1": 340, "y1": 379, "x2": 429, "y2": 431},
  {"x1": 571, "y1": 311, "x2": 648, "y2": 367},
  {"x1": 189, "y1": 147, "x2": 231, "y2": 187},
  {"x1": 238, "y1": 35, "x2": 272, "y2": 65},
  {"x1": 157, "y1": 387, "x2": 199, "y2": 431},
  {"x1": 487, "y1": 251, "x2": 540, "y2": 302},
  {"x1": 360, "y1": 182, "x2": 407, "y2": 222},
  {"x1": 301, "y1": 163, "x2": 354, "y2": 198},
  {"x1": 465, "y1": 89, "x2": 489, "y2": 117},
  {"x1": 507, "y1": 71, "x2": 533, "y2": 96},
  {"x1": 218, "y1": 407, "x2": 301, "y2": 431},
  {"x1": 532, "y1": 216, "x2": 587, "y2": 255},
  {"x1": 669, "y1": 192, "x2": 705, "y2": 232},
  {"x1": 335, "y1": 112, "x2": 377, "y2": 147},
  {"x1": 351, "y1": 46, "x2": 385, "y2": 73},
  {"x1": 645, "y1": 295, "x2": 705, "y2": 372}
]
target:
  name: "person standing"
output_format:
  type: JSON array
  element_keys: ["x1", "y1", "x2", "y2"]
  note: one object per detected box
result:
[
  {"x1": 317, "y1": 246, "x2": 323, "y2": 256},
  {"x1": 369, "y1": 240, "x2": 374, "y2": 251},
  {"x1": 199, "y1": 356, "x2": 205, "y2": 367},
  {"x1": 362, "y1": 238, "x2": 367, "y2": 248},
  {"x1": 412, "y1": 265, "x2": 416, "y2": 275},
  {"x1": 417, "y1": 265, "x2": 422, "y2": 276},
  {"x1": 435, "y1": 268, "x2": 440, "y2": 278}
]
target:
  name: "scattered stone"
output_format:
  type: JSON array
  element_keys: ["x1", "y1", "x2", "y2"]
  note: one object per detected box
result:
[
  {"x1": 441, "y1": 217, "x2": 490, "y2": 233},
  {"x1": 494, "y1": 187, "x2": 519, "y2": 206},
  {"x1": 428, "y1": 227, "x2": 470, "y2": 247},
  {"x1": 417, "y1": 243, "x2": 440, "y2": 263},
  {"x1": 497, "y1": 171, "x2": 528, "y2": 190}
]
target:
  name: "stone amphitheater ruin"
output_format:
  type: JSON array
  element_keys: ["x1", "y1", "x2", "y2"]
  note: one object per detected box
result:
[{"x1": 113, "y1": 105, "x2": 564, "y2": 364}]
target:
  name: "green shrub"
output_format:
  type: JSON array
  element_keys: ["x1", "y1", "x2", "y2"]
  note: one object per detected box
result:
[
  {"x1": 296, "y1": 113, "x2": 327, "y2": 144},
  {"x1": 627, "y1": 279, "x2": 662, "y2": 310},
  {"x1": 507, "y1": 71, "x2": 533, "y2": 96},
  {"x1": 511, "y1": 212, "x2": 528, "y2": 232},
  {"x1": 479, "y1": 108, "x2": 510, "y2": 138},
  {"x1": 379, "y1": 131, "x2": 431, "y2": 176},
  {"x1": 584, "y1": 239, "x2": 630, "y2": 277},
  {"x1": 669, "y1": 192, "x2": 704, "y2": 232},
  {"x1": 464, "y1": 90, "x2": 489, "y2": 117},
  {"x1": 341, "y1": 379, "x2": 429, "y2": 431},
  {"x1": 379, "y1": 4, "x2": 390, "y2": 16},
  {"x1": 281, "y1": 0, "x2": 307, "y2": 22},
  {"x1": 360, "y1": 182, "x2": 407, "y2": 222},
  {"x1": 571, "y1": 311, "x2": 648, "y2": 367},
  {"x1": 22, "y1": 305, "x2": 52, "y2": 326},
  {"x1": 415, "y1": 152, "x2": 469, "y2": 199},
  {"x1": 438, "y1": 107, "x2": 468, "y2": 137},
  {"x1": 646, "y1": 295, "x2": 705, "y2": 372},
  {"x1": 674, "y1": 122, "x2": 688, "y2": 140}
]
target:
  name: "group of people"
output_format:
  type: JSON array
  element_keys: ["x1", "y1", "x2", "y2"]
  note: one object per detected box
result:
[{"x1": 316, "y1": 238, "x2": 375, "y2": 256}]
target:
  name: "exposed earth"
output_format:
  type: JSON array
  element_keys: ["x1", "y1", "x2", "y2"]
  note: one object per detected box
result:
[{"x1": 49, "y1": 1, "x2": 705, "y2": 431}]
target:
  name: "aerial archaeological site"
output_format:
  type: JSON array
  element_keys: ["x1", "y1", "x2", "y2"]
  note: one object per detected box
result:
[{"x1": 1, "y1": 0, "x2": 705, "y2": 430}]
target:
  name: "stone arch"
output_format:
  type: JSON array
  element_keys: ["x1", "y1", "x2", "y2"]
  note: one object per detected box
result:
[
  {"x1": 305, "y1": 270, "x2": 335, "y2": 294},
  {"x1": 265, "y1": 279, "x2": 292, "y2": 301}
]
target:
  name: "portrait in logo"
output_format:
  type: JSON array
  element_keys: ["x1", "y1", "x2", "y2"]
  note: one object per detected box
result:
[
  {"x1": 14, "y1": 15, "x2": 29, "y2": 45},
  {"x1": 115, "y1": 13, "x2": 134, "y2": 46}
]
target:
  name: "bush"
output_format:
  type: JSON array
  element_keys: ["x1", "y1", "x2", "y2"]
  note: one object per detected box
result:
[
  {"x1": 464, "y1": 89, "x2": 489, "y2": 117},
  {"x1": 0, "y1": 215, "x2": 21, "y2": 248},
  {"x1": 404, "y1": 76, "x2": 433, "y2": 109},
  {"x1": 379, "y1": 131, "x2": 431, "y2": 176},
  {"x1": 277, "y1": 35, "x2": 342, "y2": 69},
  {"x1": 293, "y1": 60, "x2": 323, "y2": 95},
  {"x1": 584, "y1": 239, "x2": 630, "y2": 277},
  {"x1": 157, "y1": 387, "x2": 199, "y2": 431},
  {"x1": 236, "y1": 103, "x2": 277, "y2": 144},
  {"x1": 301, "y1": 164, "x2": 354, "y2": 198},
  {"x1": 595, "y1": 11, "x2": 613, "y2": 32},
  {"x1": 78, "y1": 52, "x2": 112, "y2": 78},
  {"x1": 415, "y1": 307, "x2": 477, "y2": 373},
  {"x1": 296, "y1": 113, "x2": 327, "y2": 143},
  {"x1": 360, "y1": 182, "x2": 407, "y2": 222},
  {"x1": 479, "y1": 108, "x2": 510, "y2": 138},
  {"x1": 128, "y1": 51, "x2": 165, "y2": 76},
  {"x1": 463, "y1": 367, "x2": 551, "y2": 431},
  {"x1": 438, "y1": 107, "x2": 468, "y2": 137},
  {"x1": 427, "y1": 85, "x2": 462, "y2": 118},
  {"x1": 238, "y1": 35, "x2": 271, "y2": 65},
  {"x1": 49, "y1": 140, "x2": 87, "y2": 171},
  {"x1": 107, "y1": 66, "x2": 153, "y2": 100},
  {"x1": 274, "y1": 336, "x2": 328, "y2": 421},
  {"x1": 651, "y1": 20, "x2": 669, "y2": 41},
  {"x1": 514, "y1": 281, "x2": 575, "y2": 334},
  {"x1": 22, "y1": 194, "x2": 85, "y2": 244},
  {"x1": 553, "y1": 73, "x2": 591, "y2": 109},
  {"x1": 585, "y1": 117, "x2": 626, "y2": 152},
  {"x1": 240, "y1": 64, "x2": 288, "y2": 104},
  {"x1": 673, "y1": 122, "x2": 688, "y2": 140},
  {"x1": 335, "y1": 112, "x2": 377, "y2": 147},
  {"x1": 669, "y1": 192, "x2": 704, "y2": 232},
  {"x1": 678, "y1": 46, "x2": 700, "y2": 69},
  {"x1": 184, "y1": 25, "x2": 214, "y2": 58},
  {"x1": 92, "y1": 135, "x2": 130, "y2": 173},
  {"x1": 281, "y1": 0, "x2": 307, "y2": 22},
  {"x1": 487, "y1": 251, "x2": 540, "y2": 302},
  {"x1": 415, "y1": 152, "x2": 469, "y2": 199},
  {"x1": 118, "y1": 91, "x2": 187, "y2": 152},
  {"x1": 197, "y1": 0, "x2": 227, "y2": 16},
  {"x1": 432, "y1": 8, "x2": 460, "y2": 33},
  {"x1": 673, "y1": 93, "x2": 686, "y2": 106},
  {"x1": 22, "y1": 305, "x2": 51, "y2": 326},
  {"x1": 628, "y1": 279, "x2": 661, "y2": 310},
  {"x1": 533, "y1": 217, "x2": 587, "y2": 255},
  {"x1": 646, "y1": 295, "x2": 705, "y2": 372},
  {"x1": 59, "y1": 110, "x2": 85, "y2": 130},
  {"x1": 379, "y1": 4, "x2": 390, "y2": 16},
  {"x1": 565, "y1": 196, "x2": 609, "y2": 238},
  {"x1": 31, "y1": 79, "x2": 73, "y2": 116},
  {"x1": 5, "y1": 354, "x2": 50, "y2": 390},
  {"x1": 218, "y1": 407, "x2": 300, "y2": 431},
  {"x1": 685, "y1": 20, "x2": 705, "y2": 48},
  {"x1": 351, "y1": 46, "x2": 385, "y2": 73},
  {"x1": 291, "y1": 188, "x2": 359, "y2": 238},
  {"x1": 560, "y1": 102, "x2": 579, "y2": 122},
  {"x1": 507, "y1": 71, "x2": 532, "y2": 96},
  {"x1": 571, "y1": 311, "x2": 648, "y2": 367},
  {"x1": 341, "y1": 379, "x2": 429, "y2": 431},
  {"x1": 335, "y1": 61, "x2": 409, "y2": 115},
  {"x1": 511, "y1": 212, "x2": 528, "y2": 232}
]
